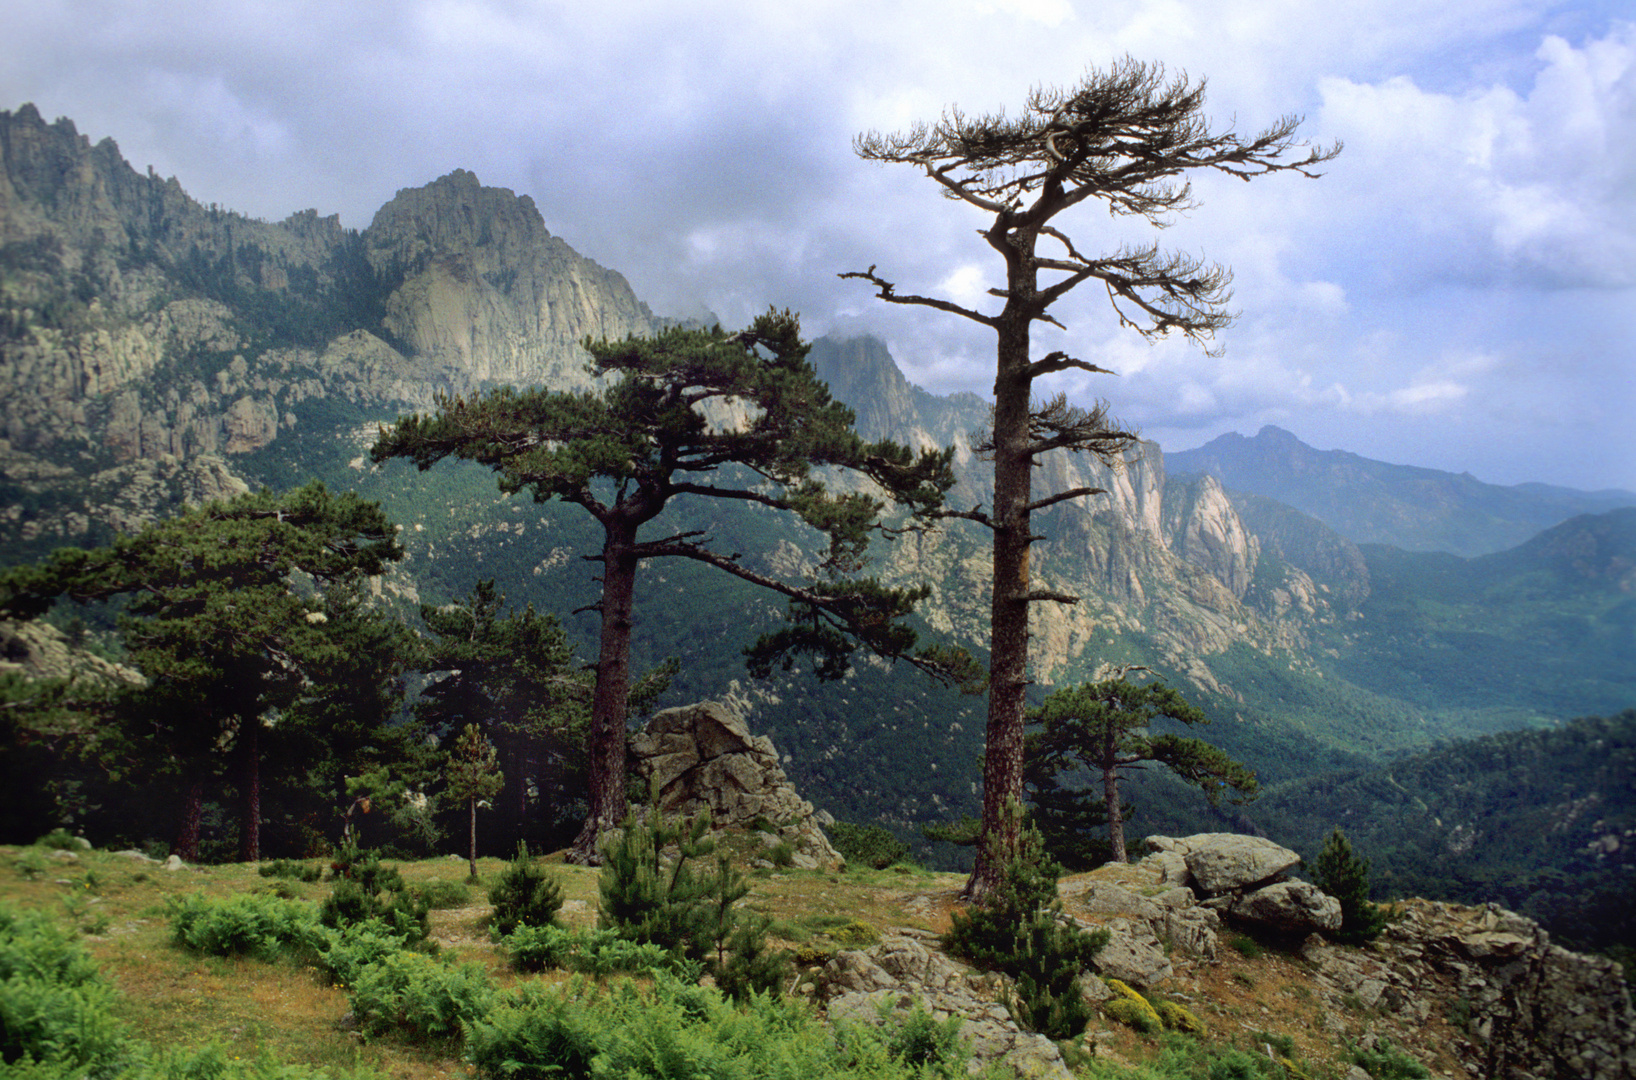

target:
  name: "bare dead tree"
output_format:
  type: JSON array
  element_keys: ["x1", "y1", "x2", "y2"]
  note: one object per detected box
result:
[{"x1": 843, "y1": 57, "x2": 1339, "y2": 897}]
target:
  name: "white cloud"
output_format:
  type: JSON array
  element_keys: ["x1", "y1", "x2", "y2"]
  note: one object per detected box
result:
[{"x1": 1316, "y1": 20, "x2": 1636, "y2": 288}]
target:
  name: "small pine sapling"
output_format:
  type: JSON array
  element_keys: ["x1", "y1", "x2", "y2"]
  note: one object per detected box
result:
[
  {"x1": 445, "y1": 723, "x2": 504, "y2": 881},
  {"x1": 1313, "y1": 827, "x2": 1389, "y2": 945},
  {"x1": 488, "y1": 842, "x2": 565, "y2": 936},
  {"x1": 941, "y1": 801, "x2": 1106, "y2": 1038}
]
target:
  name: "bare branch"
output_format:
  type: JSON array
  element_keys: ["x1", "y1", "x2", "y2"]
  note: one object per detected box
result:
[
  {"x1": 837, "y1": 267, "x2": 998, "y2": 328},
  {"x1": 1027, "y1": 351, "x2": 1119, "y2": 379}
]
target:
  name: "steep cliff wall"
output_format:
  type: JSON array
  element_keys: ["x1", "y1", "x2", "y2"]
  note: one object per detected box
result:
[
  {"x1": 0, "y1": 106, "x2": 666, "y2": 542},
  {"x1": 808, "y1": 334, "x2": 1360, "y2": 696}
]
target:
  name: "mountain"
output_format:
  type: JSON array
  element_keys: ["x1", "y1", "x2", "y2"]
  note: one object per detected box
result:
[
  {"x1": 3, "y1": 104, "x2": 1634, "y2": 858},
  {"x1": 1169, "y1": 425, "x2": 1636, "y2": 557},
  {"x1": 0, "y1": 103, "x2": 664, "y2": 558}
]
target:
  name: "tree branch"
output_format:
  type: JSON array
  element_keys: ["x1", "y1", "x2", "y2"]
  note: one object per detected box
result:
[
  {"x1": 1024, "y1": 487, "x2": 1108, "y2": 514},
  {"x1": 838, "y1": 267, "x2": 998, "y2": 328}
]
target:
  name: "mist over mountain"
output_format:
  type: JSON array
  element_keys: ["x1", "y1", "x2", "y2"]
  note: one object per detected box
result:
[{"x1": 3, "y1": 102, "x2": 1632, "y2": 863}]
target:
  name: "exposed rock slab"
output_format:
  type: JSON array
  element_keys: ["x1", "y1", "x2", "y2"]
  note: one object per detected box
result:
[
  {"x1": 1148, "y1": 833, "x2": 1302, "y2": 895},
  {"x1": 818, "y1": 938, "x2": 1072, "y2": 1080}
]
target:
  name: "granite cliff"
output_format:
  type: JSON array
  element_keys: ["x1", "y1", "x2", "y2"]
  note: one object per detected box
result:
[{"x1": 0, "y1": 104, "x2": 664, "y2": 549}]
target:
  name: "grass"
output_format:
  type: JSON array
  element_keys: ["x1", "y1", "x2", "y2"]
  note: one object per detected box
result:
[{"x1": 0, "y1": 841, "x2": 1469, "y2": 1079}]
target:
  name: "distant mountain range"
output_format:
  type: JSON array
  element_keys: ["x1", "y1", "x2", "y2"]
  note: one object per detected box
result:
[
  {"x1": 2, "y1": 101, "x2": 1632, "y2": 849},
  {"x1": 1169, "y1": 425, "x2": 1635, "y2": 557}
]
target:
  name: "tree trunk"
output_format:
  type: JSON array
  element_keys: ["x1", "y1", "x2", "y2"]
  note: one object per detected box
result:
[
  {"x1": 175, "y1": 778, "x2": 204, "y2": 863},
  {"x1": 468, "y1": 796, "x2": 479, "y2": 879},
  {"x1": 967, "y1": 315, "x2": 1036, "y2": 898},
  {"x1": 568, "y1": 521, "x2": 639, "y2": 864},
  {"x1": 239, "y1": 718, "x2": 261, "y2": 863},
  {"x1": 1104, "y1": 761, "x2": 1127, "y2": 864}
]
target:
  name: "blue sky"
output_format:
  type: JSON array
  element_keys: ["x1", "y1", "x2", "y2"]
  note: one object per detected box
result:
[{"x1": 4, "y1": 0, "x2": 1632, "y2": 490}]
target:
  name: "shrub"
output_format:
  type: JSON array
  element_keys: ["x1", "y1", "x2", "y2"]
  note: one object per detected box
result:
[
  {"x1": 829, "y1": 822, "x2": 910, "y2": 869},
  {"x1": 1156, "y1": 998, "x2": 1206, "y2": 1034},
  {"x1": 33, "y1": 828, "x2": 83, "y2": 851},
  {"x1": 415, "y1": 879, "x2": 471, "y2": 910},
  {"x1": 0, "y1": 905, "x2": 130, "y2": 1075},
  {"x1": 309, "y1": 920, "x2": 418, "y2": 987},
  {"x1": 348, "y1": 949, "x2": 494, "y2": 1041},
  {"x1": 715, "y1": 914, "x2": 792, "y2": 1001},
  {"x1": 768, "y1": 840, "x2": 796, "y2": 868},
  {"x1": 1103, "y1": 979, "x2": 1162, "y2": 1034},
  {"x1": 487, "y1": 843, "x2": 564, "y2": 936},
  {"x1": 877, "y1": 1002, "x2": 967, "y2": 1079},
  {"x1": 168, "y1": 892, "x2": 318, "y2": 961},
  {"x1": 319, "y1": 843, "x2": 430, "y2": 944},
  {"x1": 941, "y1": 810, "x2": 1105, "y2": 1039},
  {"x1": 827, "y1": 920, "x2": 881, "y2": 948},
  {"x1": 1228, "y1": 933, "x2": 1265, "y2": 959},
  {"x1": 466, "y1": 984, "x2": 600, "y2": 1080},
  {"x1": 1313, "y1": 828, "x2": 1389, "y2": 945},
  {"x1": 469, "y1": 974, "x2": 966, "y2": 1080},
  {"x1": 1208, "y1": 1048, "x2": 1278, "y2": 1080},
  {"x1": 1351, "y1": 1037, "x2": 1431, "y2": 1079},
  {"x1": 598, "y1": 805, "x2": 786, "y2": 993},
  {"x1": 258, "y1": 859, "x2": 323, "y2": 883}
]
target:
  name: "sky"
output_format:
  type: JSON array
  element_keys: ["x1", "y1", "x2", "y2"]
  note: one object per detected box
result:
[{"x1": 4, "y1": 0, "x2": 1633, "y2": 491}]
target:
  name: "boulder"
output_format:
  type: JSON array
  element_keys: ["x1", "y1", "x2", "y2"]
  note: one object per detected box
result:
[
  {"x1": 818, "y1": 939, "x2": 1072, "y2": 1080},
  {"x1": 1086, "y1": 917, "x2": 1174, "y2": 989},
  {"x1": 1147, "y1": 833, "x2": 1302, "y2": 896},
  {"x1": 1229, "y1": 880, "x2": 1342, "y2": 934},
  {"x1": 630, "y1": 701, "x2": 844, "y2": 870}
]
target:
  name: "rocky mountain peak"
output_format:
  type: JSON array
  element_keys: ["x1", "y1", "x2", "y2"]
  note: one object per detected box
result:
[{"x1": 363, "y1": 169, "x2": 662, "y2": 384}]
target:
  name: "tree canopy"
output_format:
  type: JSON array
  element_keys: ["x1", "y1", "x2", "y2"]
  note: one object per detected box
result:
[
  {"x1": 372, "y1": 309, "x2": 971, "y2": 859},
  {"x1": 1030, "y1": 671, "x2": 1259, "y2": 863},
  {"x1": 0, "y1": 482, "x2": 406, "y2": 860},
  {"x1": 845, "y1": 57, "x2": 1336, "y2": 893}
]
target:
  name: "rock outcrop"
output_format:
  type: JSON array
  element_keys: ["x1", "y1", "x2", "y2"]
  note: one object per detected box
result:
[
  {"x1": 629, "y1": 701, "x2": 844, "y2": 870},
  {"x1": 1305, "y1": 899, "x2": 1636, "y2": 1079},
  {"x1": 817, "y1": 936, "x2": 1073, "y2": 1080}
]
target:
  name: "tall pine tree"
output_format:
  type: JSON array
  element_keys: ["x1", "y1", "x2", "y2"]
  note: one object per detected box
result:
[{"x1": 373, "y1": 310, "x2": 974, "y2": 860}]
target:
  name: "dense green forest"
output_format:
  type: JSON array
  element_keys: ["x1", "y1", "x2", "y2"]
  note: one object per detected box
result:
[{"x1": 1250, "y1": 710, "x2": 1636, "y2": 962}]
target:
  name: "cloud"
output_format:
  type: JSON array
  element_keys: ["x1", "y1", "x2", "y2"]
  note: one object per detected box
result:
[
  {"x1": 0, "y1": 0, "x2": 1630, "y2": 488},
  {"x1": 1315, "y1": 20, "x2": 1636, "y2": 289}
]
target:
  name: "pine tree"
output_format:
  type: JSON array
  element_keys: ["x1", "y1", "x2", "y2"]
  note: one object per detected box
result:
[
  {"x1": 446, "y1": 724, "x2": 504, "y2": 880},
  {"x1": 1313, "y1": 827, "x2": 1389, "y2": 945},
  {"x1": 373, "y1": 309, "x2": 975, "y2": 861},
  {"x1": 845, "y1": 59, "x2": 1337, "y2": 894},
  {"x1": 1031, "y1": 671, "x2": 1258, "y2": 863},
  {"x1": 0, "y1": 482, "x2": 404, "y2": 860}
]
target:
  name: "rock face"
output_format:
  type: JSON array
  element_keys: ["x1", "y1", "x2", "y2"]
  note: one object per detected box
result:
[
  {"x1": 629, "y1": 701, "x2": 844, "y2": 870},
  {"x1": 1304, "y1": 899, "x2": 1636, "y2": 1080},
  {"x1": 818, "y1": 936, "x2": 1073, "y2": 1080},
  {"x1": 1056, "y1": 833, "x2": 1348, "y2": 991},
  {"x1": 1056, "y1": 847, "x2": 1632, "y2": 1077},
  {"x1": 365, "y1": 169, "x2": 663, "y2": 386},
  {"x1": 0, "y1": 106, "x2": 668, "y2": 550},
  {"x1": 1143, "y1": 833, "x2": 1341, "y2": 934}
]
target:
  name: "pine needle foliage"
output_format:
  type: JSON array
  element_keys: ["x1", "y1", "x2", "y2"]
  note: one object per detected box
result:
[
  {"x1": 372, "y1": 309, "x2": 970, "y2": 859},
  {"x1": 486, "y1": 842, "x2": 565, "y2": 937},
  {"x1": 941, "y1": 804, "x2": 1106, "y2": 1038},
  {"x1": 1313, "y1": 827, "x2": 1389, "y2": 945},
  {"x1": 597, "y1": 805, "x2": 789, "y2": 996}
]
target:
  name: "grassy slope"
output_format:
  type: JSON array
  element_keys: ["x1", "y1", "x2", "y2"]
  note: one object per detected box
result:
[{"x1": 0, "y1": 838, "x2": 1469, "y2": 1080}]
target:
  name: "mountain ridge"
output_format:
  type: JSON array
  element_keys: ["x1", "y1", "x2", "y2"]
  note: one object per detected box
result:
[{"x1": 1169, "y1": 424, "x2": 1636, "y2": 557}]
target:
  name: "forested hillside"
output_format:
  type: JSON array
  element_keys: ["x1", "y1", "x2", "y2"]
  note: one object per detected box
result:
[{"x1": 1251, "y1": 710, "x2": 1636, "y2": 962}]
